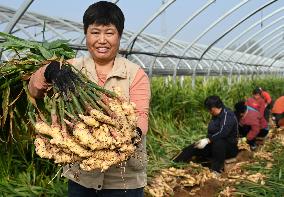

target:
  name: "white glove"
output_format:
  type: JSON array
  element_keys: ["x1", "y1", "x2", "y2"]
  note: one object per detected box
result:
[
  {"x1": 241, "y1": 137, "x2": 247, "y2": 143},
  {"x1": 194, "y1": 138, "x2": 210, "y2": 149}
]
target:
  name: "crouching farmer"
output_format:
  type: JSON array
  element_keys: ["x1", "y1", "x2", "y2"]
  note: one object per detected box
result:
[
  {"x1": 173, "y1": 96, "x2": 238, "y2": 173},
  {"x1": 234, "y1": 101, "x2": 268, "y2": 151},
  {"x1": 271, "y1": 96, "x2": 284, "y2": 128}
]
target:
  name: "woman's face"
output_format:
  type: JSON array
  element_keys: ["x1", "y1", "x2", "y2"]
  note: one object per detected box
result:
[
  {"x1": 208, "y1": 107, "x2": 222, "y2": 116},
  {"x1": 86, "y1": 23, "x2": 120, "y2": 64},
  {"x1": 253, "y1": 93, "x2": 261, "y2": 100}
]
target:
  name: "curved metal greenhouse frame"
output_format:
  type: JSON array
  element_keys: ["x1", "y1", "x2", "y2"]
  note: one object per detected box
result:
[{"x1": 0, "y1": 0, "x2": 284, "y2": 86}]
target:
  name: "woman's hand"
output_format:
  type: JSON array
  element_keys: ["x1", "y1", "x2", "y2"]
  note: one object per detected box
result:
[{"x1": 44, "y1": 61, "x2": 81, "y2": 95}]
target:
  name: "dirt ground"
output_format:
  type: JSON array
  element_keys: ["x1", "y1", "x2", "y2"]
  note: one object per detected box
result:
[
  {"x1": 173, "y1": 178, "x2": 223, "y2": 197},
  {"x1": 171, "y1": 150, "x2": 253, "y2": 197},
  {"x1": 146, "y1": 128, "x2": 284, "y2": 197}
]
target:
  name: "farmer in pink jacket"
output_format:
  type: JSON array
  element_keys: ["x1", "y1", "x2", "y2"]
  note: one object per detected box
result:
[{"x1": 234, "y1": 101, "x2": 268, "y2": 150}]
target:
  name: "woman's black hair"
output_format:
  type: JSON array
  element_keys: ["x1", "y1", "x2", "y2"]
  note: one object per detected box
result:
[
  {"x1": 234, "y1": 100, "x2": 247, "y2": 121},
  {"x1": 83, "y1": 1, "x2": 125, "y2": 36},
  {"x1": 234, "y1": 101, "x2": 247, "y2": 114},
  {"x1": 252, "y1": 87, "x2": 262, "y2": 95},
  {"x1": 204, "y1": 95, "x2": 224, "y2": 110}
]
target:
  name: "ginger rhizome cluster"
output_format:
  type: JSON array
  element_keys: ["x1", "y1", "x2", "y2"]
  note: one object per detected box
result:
[{"x1": 33, "y1": 73, "x2": 141, "y2": 172}]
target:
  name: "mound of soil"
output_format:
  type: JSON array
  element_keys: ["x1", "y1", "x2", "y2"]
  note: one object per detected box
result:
[
  {"x1": 173, "y1": 178, "x2": 223, "y2": 197},
  {"x1": 236, "y1": 150, "x2": 253, "y2": 162},
  {"x1": 191, "y1": 179, "x2": 223, "y2": 197}
]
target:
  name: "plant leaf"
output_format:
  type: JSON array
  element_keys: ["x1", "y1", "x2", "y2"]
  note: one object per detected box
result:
[
  {"x1": 22, "y1": 81, "x2": 46, "y2": 122},
  {"x1": 43, "y1": 39, "x2": 69, "y2": 49},
  {"x1": 1, "y1": 86, "x2": 10, "y2": 128},
  {"x1": 0, "y1": 32, "x2": 36, "y2": 49},
  {"x1": 38, "y1": 46, "x2": 53, "y2": 59}
]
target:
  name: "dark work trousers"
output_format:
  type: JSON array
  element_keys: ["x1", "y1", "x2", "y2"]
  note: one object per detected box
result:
[
  {"x1": 239, "y1": 125, "x2": 268, "y2": 146},
  {"x1": 68, "y1": 180, "x2": 144, "y2": 197},
  {"x1": 173, "y1": 139, "x2": 238, "y2": 172},
  {"x1": 264, "y1": 105, "x2": 271, "y2": 122}
]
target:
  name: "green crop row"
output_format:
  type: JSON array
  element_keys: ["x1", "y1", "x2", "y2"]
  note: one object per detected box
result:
[{"x1": 0, "y1": 75, "x2": 283, "y2": 196}]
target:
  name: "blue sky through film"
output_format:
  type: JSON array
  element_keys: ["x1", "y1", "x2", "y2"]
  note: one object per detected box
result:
[{"x1": 1, "y1": 0, "x2": 284, "y2": 48}]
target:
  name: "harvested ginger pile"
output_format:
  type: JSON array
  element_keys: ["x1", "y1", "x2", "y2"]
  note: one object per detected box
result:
[{"x1": 34, "y1": 87, "x2": 141, "y2": 172}]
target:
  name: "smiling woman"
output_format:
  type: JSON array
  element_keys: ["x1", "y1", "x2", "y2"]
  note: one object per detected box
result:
[
  {"x1": 27, "y1": 1, "x2": 151, "y2": 196},
  {"x1": 83, "y1": 1, "x2": 123, "y2": 71},
  {"x1": 86, "y1": 24, "x2": 121, "y2": 70}
]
